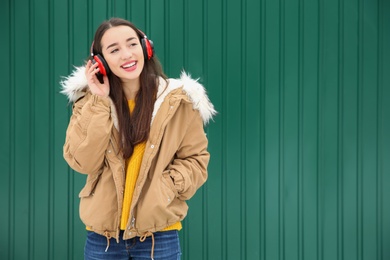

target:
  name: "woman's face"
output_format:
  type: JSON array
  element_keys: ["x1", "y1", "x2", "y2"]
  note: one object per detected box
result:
[{"x1": 100, "y1": 25, "x2": 145, "y2": 84}]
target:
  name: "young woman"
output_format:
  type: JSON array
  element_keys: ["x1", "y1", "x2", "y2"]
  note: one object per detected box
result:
[{"x1": 61, "y1": 18, "x2": 216, "y2": 260}]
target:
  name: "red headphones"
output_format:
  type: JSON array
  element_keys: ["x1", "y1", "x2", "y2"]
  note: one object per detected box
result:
[
  {"x1": 141, "y1": 34, "x2": 154, "y2": 61},
  {"x1": 90, "y1": 29, "x2": 154, "y2": 78}
]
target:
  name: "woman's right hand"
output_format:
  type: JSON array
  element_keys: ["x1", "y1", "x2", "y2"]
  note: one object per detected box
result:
[{"x1": 85, "y1": 59, "x2": 110, "y2": 97}]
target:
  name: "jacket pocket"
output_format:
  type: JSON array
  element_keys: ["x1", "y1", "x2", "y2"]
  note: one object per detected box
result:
[
  {"x1": 161, "y1": 171, "x2": 179, "y2": 201},
  {"x1": 79, "y1": 172, "x2": 102, "y2": 198}
]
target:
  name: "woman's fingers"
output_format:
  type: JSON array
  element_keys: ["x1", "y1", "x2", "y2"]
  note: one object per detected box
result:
[{"x1": 85, "y1": 60, "x2": 110, "y2": 97}]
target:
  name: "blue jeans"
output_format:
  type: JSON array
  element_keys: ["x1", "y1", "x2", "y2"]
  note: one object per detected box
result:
[{"x1": 84, "y1": 230, "x2": 181, "y2": 260}]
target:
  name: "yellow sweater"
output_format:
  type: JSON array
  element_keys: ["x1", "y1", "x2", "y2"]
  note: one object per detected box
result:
[{"x1": 120, "y1": 100, "x2": 181, "y2": 231}]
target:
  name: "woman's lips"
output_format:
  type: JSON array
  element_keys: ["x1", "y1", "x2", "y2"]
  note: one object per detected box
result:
[{"x1": 121, "y1": 61, "x2": 137, "y2": 71}]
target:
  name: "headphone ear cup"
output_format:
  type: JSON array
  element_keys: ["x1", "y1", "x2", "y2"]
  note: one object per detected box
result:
[
  {"x1": 141, "y1": 37, "x2": 154, "y2": 60},
  {"x1": 92, "y1": 54, "x2": 110, "y2": 76}
]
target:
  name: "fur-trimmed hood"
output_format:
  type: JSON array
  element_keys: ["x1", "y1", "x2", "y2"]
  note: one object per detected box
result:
[{"x1": 60, "y1": 66, "x2": 216, "y2": 125}]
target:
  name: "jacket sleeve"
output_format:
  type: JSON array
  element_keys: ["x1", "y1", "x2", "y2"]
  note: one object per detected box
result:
[
  {"x1": 63, "y1": 93, "x2": 113, "y2": 174},
  {"x1": 167, "y1": 110, "x2": 210, "y2": 201}
]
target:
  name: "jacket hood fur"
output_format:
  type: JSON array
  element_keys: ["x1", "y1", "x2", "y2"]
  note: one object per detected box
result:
[{"x1": 60, "y1": 66, "x2": 217, "y2": 125}]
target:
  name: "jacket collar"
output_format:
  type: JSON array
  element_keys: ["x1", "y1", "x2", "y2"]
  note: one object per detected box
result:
[{"x1": 60, "y1": 66, "x2": 216, "y2": 125}]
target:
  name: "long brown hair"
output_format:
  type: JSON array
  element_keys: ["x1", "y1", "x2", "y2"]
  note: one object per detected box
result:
[{"x1": 92, "y1": 18, "x2": 167, "y2": 159}]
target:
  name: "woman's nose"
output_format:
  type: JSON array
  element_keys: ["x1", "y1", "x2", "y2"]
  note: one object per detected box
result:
[{"x1": 121, "y1": 49, "x2": 133, "y2": 60}]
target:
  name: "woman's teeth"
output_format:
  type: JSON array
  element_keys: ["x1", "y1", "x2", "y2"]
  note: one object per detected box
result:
[{"x1": 122, "y1": 62, "x2": 136, "y2": 68}]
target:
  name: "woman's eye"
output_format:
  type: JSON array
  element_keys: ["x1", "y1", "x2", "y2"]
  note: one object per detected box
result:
[{"x1": 110, "y1": 49, "x2": 119, "y2": 54}]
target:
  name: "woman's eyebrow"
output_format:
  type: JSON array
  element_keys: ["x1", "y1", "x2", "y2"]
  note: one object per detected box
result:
[
  {"x1": 106, "y1": 37, "x2": 138, "y2": 50},
  {"x1": 106, "y1": 42, "x2": 118, "y2": 50}
]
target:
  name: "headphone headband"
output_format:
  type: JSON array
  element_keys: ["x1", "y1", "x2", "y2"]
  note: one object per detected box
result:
[
  {"x1": 90, "y1": 40, "x2": 95, "y2": 57},
  {"x1": 137, "y1": 29, "x2": 154, "y2": 60}
]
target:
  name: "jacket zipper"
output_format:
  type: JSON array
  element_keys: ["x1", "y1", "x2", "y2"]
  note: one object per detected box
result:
[{"x1": 109, "y1": 138, "x2": 126, "y2": 238}]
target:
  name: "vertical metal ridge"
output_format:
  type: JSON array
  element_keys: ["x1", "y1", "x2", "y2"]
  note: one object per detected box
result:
[
  {"x1": 106, "y1": 0, "x2": 109, "y2": 17},
  {"x1": 48, "y1": 0, "x2": 55, "y2": 259},
  {"x1": 146, "y1": 0, "x2": 151, "y2": 32},
  {"x1": 3, "y1": 0, "x2": 12, "y2": 256},
  {"x1": 87, "y1": 0, "x2": 93, "y2": 42},
  {"x1": 68, "y1": 0, "x2": 74, "y2": 257},
  {"x1": 111, "y1": 0, "x2": 114, "y2": 17},
  {"x1": 68, "y1": 0, "x2": 74, "y2": 74},
  {"x1": 202, "y1": 0, "x2": 209, "y2": 258},
  {"x1": 9, "y1": 0, "x2": 15, "y2": 258},
  {"x1": 202, "y1": 186, "x2": 208, "y2": 260},
  {"x1": 125, "y1": 0, "x2": 128, "y2": 18},
  {"x1": 241, "y1": 0, "x2": 247, "y2": 259},
  {"x1": 312, "y1": 1, "x2": 321, "y2": 258},
  {"x1": 297, "y1": 0, "x2": 304, "y2": 259},
  {"x1": 164, "y1": 0, "x2": 169, "y2": 74},
  {"x1": 279, "y1": 0, "x2": 286, "y2": 258},
  {"x1": 29, "y1": 0, "x2": 35, "y2": 258},
  {"x1": 357, "y1": 0, "x2": 363, "y2": 259},
  {"x1": 316, "y1": 0, "x2": 324, "y2": 259},
  {"x1": 221, "y1": 0, "x2": 227, "y2": 258},
  {"x1": 110, "y1": 0, "x2": 115, "y2": 17},
  {"x1": 376, "y1": 0, "x2": 383, "y2": 258},
  {"x1": 260, "y1": 1, "x2": 266, "y2": 258},
  {"x1": 202, "y1": 0, "x2": 208, "y2": 82},
  {"x1": 337, "y1": 0, "x2": 344, "y2": 259},
  {"x1": 183, "y1": 0, "x2": 188, "y2": 70}
]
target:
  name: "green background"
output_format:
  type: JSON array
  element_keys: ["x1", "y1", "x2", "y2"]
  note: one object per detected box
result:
[{"x1": 1, "y1": 0, "x2": 389, "y2": 259}]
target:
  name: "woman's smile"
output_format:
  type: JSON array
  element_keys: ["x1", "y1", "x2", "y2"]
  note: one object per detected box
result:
[{"x1": 121, "y1": 61, "x2": 137, "y2": 72}]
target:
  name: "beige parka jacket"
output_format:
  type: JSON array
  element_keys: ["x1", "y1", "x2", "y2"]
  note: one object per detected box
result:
[{"x1": 61, "y1": 67, "x2": 216, "y2": 242}]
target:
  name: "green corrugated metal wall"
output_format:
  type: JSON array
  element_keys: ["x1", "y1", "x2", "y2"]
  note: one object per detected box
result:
[{"x1": 1, "y1": 0, "x2": 389, "y2": 259}]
